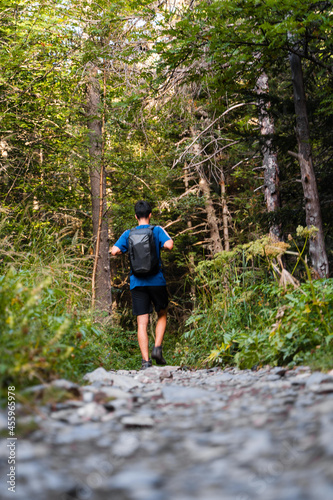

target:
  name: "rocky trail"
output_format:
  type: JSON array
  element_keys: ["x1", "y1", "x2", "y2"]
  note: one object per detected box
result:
[{"x1": 1, "y1": 365, "x2": 333, "y2": 500}]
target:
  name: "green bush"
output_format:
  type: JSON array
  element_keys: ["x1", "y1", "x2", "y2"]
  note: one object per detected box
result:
[
  {"x1": 0, "y1": 217, "x2": 129, "y2": 390},
  {"x1": 0, "y1": 266, "x2": 104, "y2": 388},
  {"x1": 179, "y1": 232, "x2": 333, "y2": 370}
]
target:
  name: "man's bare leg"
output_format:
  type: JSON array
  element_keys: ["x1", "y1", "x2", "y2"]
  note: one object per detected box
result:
[
  {"x1": 151, "y1": 309, "x2": 168, "y2": 365},
  {"x1": 155, "y1": 309, "x2": 167, "y2": 346},
  {"x1": 137, "y1": 313, "x2": 149, "y2": 360}
]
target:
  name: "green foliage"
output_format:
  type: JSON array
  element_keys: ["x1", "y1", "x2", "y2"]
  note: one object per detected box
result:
[
  {"x1": 0, "y1": 265, "x2": 100, "y2": 388},
  {"x1": 0, "y1": 219, "x2": 110, "y2": 389},
  {"x1": 179, "y1": 234, "x2": 333, "y2": 370}
]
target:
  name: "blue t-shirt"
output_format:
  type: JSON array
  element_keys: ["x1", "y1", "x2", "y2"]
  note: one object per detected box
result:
[{"x1": 114, "y1": 225, "x2": 171, "y2": 289}]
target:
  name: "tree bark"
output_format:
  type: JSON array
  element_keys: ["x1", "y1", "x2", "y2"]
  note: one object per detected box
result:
[
  {"x1": 86, "y1": 65, "x2": 112, "y2": 315},
  {"x1": 189, "y1": 125, "x2": 223, "y2": 256},
  {"x1": 199, "y1": 176, "x2": 223, "y2": 255},
  {"x1": 220, "y1": 173, "x2": 230, "y2": 251},
  {"x1": 289, "y1": 52, "x2": 329, "y2": 278},
  {"x1": 183, "y1": 163, "x2": 196, "y2": 306},
  {"x1": 256, "y1": 71, "x2": 281, "y2": 240}
]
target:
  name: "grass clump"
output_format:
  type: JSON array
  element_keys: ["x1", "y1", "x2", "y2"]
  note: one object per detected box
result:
[{"x1": 0, "y1": 262, "x2": 107, "y2": 390}]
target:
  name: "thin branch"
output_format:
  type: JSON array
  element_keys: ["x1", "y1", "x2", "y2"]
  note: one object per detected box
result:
[
  {"x1": 186, "y1": 141, "x2": 239, "y2": 169},
  {"x1": 288, "y1": 150, "x2": 301, "y2": 160},
  {"x1": 174, "y1": 222, "x2": 207, "y2": 237},
  {"x1": 173, "y1": 102, "x2": 255, "y2": 166},
  {"x1": 112, "y1": 164, "x2": 153, "y2": 192},
  {"x1": 164, "y1": 217, "x2": 182, "y2": 229}
]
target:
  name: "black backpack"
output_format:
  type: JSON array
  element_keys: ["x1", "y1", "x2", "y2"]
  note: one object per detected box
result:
[{"x1": 128, "y1": 225, "x2": 160, "y2": 277}]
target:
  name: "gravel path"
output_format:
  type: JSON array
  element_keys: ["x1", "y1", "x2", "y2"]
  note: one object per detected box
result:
[{"x1": 1, "y1": 365, "x2": 333, "y2": 500}]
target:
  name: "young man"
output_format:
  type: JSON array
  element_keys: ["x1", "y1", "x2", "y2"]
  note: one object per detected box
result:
[{"x1": 111, "y1": 200, "x2": 174, "y2": 370}]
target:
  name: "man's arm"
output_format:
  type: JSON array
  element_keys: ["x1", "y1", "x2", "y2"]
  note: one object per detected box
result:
[
  {"x1": 163, "y1": 239, "x2": 174, "y2": 251},
  {"x1": 111, "y1": 230, "x2": 129, "y2": 256},
  {"x1": 111, "y1": 245, "x2": 122, "y2": 256}
]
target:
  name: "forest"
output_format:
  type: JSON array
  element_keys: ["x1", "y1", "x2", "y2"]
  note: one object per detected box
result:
[{"x1": 1, "y1": 0, "x2": 333, "y2": 390}]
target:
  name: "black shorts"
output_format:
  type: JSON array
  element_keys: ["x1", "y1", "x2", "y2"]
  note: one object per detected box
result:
[{"x1": 131, "y1": 286, "x2": 169, "y2": 316}]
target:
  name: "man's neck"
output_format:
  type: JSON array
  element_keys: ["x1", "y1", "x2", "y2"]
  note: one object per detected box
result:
[{"x1": 137, "y1": 218, "x2": 150, "y2": 225}]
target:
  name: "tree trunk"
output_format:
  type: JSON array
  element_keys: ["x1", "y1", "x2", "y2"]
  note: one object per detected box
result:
[
  {"x1": 220, "y1": 173, "x2": 230, "y2": 251},
  {"x1": 189, "y1": 125, "x2": 223, "y2": 256},
  {"x1": 199, "y1": 176, "x2": 223, "y2": 255},
  {"x1": 86, "y1": 65, "x2": 112, "y2": 315},
  {"x1": 183, "y1": 163, "x2": 196, "y2": 306},
  {"x1": 256, "y1": 71, "x2": 281, "y2": 240},
  {"x1": 289, "y1": 52, "x2": 329, "y2": 278}
]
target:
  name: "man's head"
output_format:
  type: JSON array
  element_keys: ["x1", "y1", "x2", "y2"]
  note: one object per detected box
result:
[{"x1": 135, "y1": 200, "x2": 152, "y2": 221}]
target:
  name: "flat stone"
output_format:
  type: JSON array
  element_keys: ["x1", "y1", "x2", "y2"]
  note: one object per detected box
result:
[
  {"x1": 309, "y1": 383, "x2": 333, "y2": 394},
  {"x1": 160, "y1": 369, "x2": 173, "y2": 380},
  {"x1": 52, "y1": 422, "x2": 104, "y2": 444},
  {"x1": 82, "y1": 391, "x2": 94, "y2": 403},
  {"x1": 77, "y1": 402, "x2": 108, "y2": 421},
  {"x1": 84, "y1": 368, "x2": 142, "y2": 390},
  {"x1": 266, "y1": 374, "x2": 282, "y2": 381},
  {"x1": 311, "y1": 400, "x2": 333, "y2": 415},
  {"x1": 111, "y1": 374, "x2": 143, "y2": 390},
  {"x1": 141, "y1": 388, "x2": 163, "y2": 400},
  {"x1": 50, "y1": 402, "x2": 107, "y2": 423},
  {"x1": 291, "y1": 374, "x2": 310, "y2": 385},
  {"x1": 16, "y1": 441, "x2": 49, "y2": 460},
  {"x1": 112, "y1": 432, "x2": 140, "y2": 457},
  {"x1": 107, "y1": 467, "x2": 162, "y2": 490},
  {"x1": 305, "y1": 372, "x2": 333, "y2": 387},
  {"x1": 83, "y1": 367, "x2": 114, "y2": 384},
  {"x1": 204, "y1": 372, "x2": 234, "y2": 384},
  {"x1": 236, "y1": 430, "x2": 273, "y2": 462},
  {"x1": 251, "y1": 414, "x2": 268, "y2": 427},
  {"x1": 162, "y1": 385, "x2": 210, "y2": 403},
  {"x1": 50, "y1": 408, "x2": 82, "y2": 424}
]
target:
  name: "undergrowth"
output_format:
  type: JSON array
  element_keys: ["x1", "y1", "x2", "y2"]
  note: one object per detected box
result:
[
  {"x1": 2, "y1": 213, "x2": 331, "y2": 396},
  {"x1": 178, "y1": 228, "x2": 333, "y2": 370},
  {"x1": 0, "y1": 216, "x2": 140, "y2": 392}
]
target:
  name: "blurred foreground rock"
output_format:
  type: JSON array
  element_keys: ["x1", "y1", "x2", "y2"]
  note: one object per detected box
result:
[{"x1": 1, "y1": 365, "x2": 333, "y2": 499}]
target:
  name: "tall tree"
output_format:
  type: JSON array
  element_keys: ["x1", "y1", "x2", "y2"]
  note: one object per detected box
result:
[
  {"x1": 289, "y1": 51, "x2": 329, "y2": 277},
  {"x1": 86, "y1": 64, "x2": 112, "y2": 313},
  {"x1": 256, "y1": 71, "x2": 281, "y2": 240}
]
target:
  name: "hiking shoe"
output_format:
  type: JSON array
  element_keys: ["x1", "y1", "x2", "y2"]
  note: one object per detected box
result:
[
  {"x1": 140, "y1": 359, "x2": 152, "y2": 370},
  {"x1": 151, "y1": 346, "x2": 167, "y2": 365}
]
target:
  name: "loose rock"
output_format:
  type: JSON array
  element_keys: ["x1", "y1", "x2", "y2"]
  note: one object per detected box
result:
[{"x1": 1, "y1": 365, "x2": 333, "y2": 500}]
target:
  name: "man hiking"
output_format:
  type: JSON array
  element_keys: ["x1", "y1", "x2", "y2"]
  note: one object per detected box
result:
[{"x1": 111, "y1": 200, "x2": 174, "y2": 370}]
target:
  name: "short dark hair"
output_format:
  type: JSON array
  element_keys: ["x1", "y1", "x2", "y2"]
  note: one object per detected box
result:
[{"x1": 135, "y1": 200, "x2": 152, "y2": 219}]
